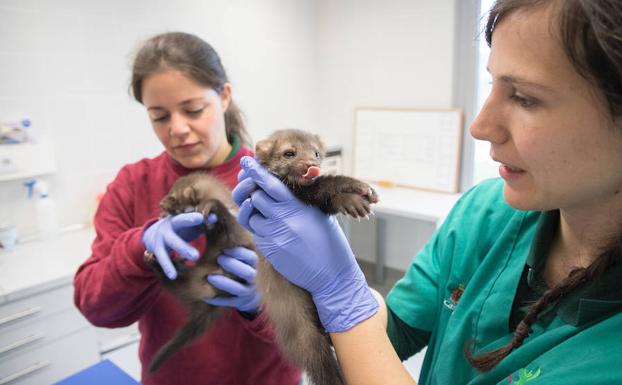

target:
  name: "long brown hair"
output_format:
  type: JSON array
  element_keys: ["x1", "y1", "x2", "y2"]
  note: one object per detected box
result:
[
  {"x1": 466, "y1": 0, "x2": 622, "y2": 371},
  {"x1": 130, "y1": 32, "x2": 252, "y2": 147}
]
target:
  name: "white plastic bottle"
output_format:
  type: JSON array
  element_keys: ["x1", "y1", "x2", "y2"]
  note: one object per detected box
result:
[{"x1": 24, "y1": 180, "x2": 59, "y2": 241}]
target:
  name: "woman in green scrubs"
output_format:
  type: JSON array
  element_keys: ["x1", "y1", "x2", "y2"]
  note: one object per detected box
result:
[{"x1": 233, "y1": 0, "x2": 622, "y2": 384}]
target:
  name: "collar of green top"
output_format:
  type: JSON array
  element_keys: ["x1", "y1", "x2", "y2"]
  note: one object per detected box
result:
[
  {"x1": 526, "y1": 210, "x2": 622, "y2": 326},
  {"x1": 224, "y1": 134, "x2": 241, "y2": 161}
]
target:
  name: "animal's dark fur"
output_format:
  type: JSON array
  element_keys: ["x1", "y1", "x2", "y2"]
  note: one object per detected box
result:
[
  {"x1": 144, "y1": 129, "x2": 378, "y2": 383},
  {"x1": 144, "y1": 173, "x2": 254, "y2": 372},
  {"x1": 254, "y1": 128, "x2": 379, "y2": 385}
]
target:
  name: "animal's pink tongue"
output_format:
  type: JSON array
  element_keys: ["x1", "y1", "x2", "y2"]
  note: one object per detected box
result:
[{"x1": 302, "y1": 166, "x2": 321, "y2": 180}]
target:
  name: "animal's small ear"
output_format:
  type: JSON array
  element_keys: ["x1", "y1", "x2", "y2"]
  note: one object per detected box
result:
[
  {"x1": 160, "y1": 195, "x2": 176, "y2": 214},
  {"x1": 314, "y1": 134, "x2": 326, "y2": 157},
  {"x1": 255, "y1": 139, "x2": 272, "y2": 164}
]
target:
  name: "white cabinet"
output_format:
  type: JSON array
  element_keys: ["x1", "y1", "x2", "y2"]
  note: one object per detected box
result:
[
  {"x1": 0, "y1": 283, "x2": 99, "y2": 385},
  {"x1": 0, "y1": 228, "x2": 142, "y2": 383},
  {"x1": 0, "y1": 141, "x2": 57, "y2": 182}
]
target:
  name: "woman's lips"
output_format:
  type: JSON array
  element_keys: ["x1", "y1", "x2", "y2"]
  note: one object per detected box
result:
[
  {"x1": 176, "y1": 143, "x2": 199, "y2": 152},
  {"x1": 498, "y1": 163, "x2": 526, "y2": 181}
]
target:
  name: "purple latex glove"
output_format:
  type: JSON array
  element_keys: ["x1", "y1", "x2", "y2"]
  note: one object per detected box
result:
[
  {"x1": 232, "y1": 156, "x2": 378, "y2": 332},
  {"x1": 205, "y1": 247, "x2": 261, "y2": 313},
  {"x1": 142, "y1": 212, "x2": 217, "y2": 280}
]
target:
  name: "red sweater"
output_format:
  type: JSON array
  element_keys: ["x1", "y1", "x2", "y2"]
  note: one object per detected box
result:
[{"x1": 74, "y1": 149, "x2": 301, "y2": 385}]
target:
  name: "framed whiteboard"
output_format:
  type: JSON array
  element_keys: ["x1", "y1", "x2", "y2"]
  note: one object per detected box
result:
[{"x1": 353, "y1": 107, "x2": 463, "y2": 193}]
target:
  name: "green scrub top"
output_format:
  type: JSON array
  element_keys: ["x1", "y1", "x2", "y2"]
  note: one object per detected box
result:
[{"x1": 386, "y1": 178, "x2": 622, "y2": 385}]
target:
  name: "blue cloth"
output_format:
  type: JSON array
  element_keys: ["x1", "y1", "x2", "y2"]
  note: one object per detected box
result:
[{"x1": 54, "y1": 359, "x2": 139, "y2": 385}]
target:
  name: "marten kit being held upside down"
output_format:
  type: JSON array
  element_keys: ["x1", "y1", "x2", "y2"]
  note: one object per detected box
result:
[
  {"x1": 145, "y1": 128, "x2": 378, "y2": 385},
  {"x1": 144, "y1": 173, "x2": 255, "y2": 373},
  {"x1": 254, "y1": 128, "x2": 379, "y2": 385}
]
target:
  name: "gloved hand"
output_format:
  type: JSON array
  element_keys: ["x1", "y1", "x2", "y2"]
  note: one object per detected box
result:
[
  {"x1": 232, "y1": 156, "x2": 378, "y2": 332},
  {"x1": 205, "y1": 247, "x2": 261, "y2": 313},
  {"x1": 142, "y1": 212, "x2": 217, "y2": 280}
]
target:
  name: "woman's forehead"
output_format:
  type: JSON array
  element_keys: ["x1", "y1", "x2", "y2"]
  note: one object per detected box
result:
[{"x1": 489, "y1": 6, "x2": 584, "y2": 93}]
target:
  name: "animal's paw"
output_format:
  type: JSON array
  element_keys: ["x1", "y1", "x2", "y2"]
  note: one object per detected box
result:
[
  {"x1": 334, "y1": 194, "x2": 373, "y2": 219},
  {"x1": 144, "y1": 250, "x2": 158, "y2": 266},
  {"x1": 342, "y1": 181, "x2": 379, "y2": 205},
  {"x1": 361, "y1": 185, "x2": 379, "y2": 204},
  {"x1": 160, "y1": 186, "x2": 202, "y2": 215}
]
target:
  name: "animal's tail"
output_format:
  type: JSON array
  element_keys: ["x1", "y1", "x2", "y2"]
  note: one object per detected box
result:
[
  {"x1": 277, "y1": 304, "x2": 344, "y2": 385},
  {"x1": 304, "y1": 336, "x2": 344, "y2": 385},
  {"x1": 148, "y1": 305, "x2": 221, "y2": 373}
]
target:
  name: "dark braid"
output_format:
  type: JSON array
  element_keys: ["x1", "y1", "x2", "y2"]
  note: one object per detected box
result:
[
  {"x1": 465, "y1": 267, "x2": 582, "y2": 370},
  {"x1": 465, "y1": 249, "x2": 617, "y2": 371}
]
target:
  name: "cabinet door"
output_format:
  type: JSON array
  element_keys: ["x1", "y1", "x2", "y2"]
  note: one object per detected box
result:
[
  {"x1": 0, "y1": 327, "x2": 99, "y2": 385},
  {"x1": 0, "y1": 285, "x2": 73, "y2": 329},
  {"x1": 0, "y1": 307, "x2": 91, "y2": 357}
]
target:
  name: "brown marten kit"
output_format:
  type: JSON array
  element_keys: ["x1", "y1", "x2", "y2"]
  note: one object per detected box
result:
[
  {"x1": 144, "y1": 172, "x2": 254, "y2": 372},
  {"x1": 145, "y1": 128, "x2": 378, "y2": 385},
  {"x1": 254, "y1": 128, "x2": 378, "y2": 385}
]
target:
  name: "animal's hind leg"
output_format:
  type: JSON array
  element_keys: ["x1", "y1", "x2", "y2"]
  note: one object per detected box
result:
[
  {"x1": 295, "y1": 321, "x2": 343, "y2": 385},
  {"x1": 273, "y1": 298, "x2": 343, "y2": 385}
]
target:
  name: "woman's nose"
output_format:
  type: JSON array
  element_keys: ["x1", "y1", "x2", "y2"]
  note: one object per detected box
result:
[
  {"x1": 168, "y1": 113, "x2": 190, "y2": 137},
  {"x1": 469, "y1": 93, "x2": 509, "y2": 145}
]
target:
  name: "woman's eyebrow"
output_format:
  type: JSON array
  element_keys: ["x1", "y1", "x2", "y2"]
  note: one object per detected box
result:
[
  {"x1": 486, "y1": 66, "x2": 555, "y2": 92},
  {"x1": 146, "y1": 98, "x2": 204, "y2": 111},
  {"x1": 179, "y1": 97, "x2": 205, "y2": 106},
  {"x1": 498, "y1": 75, "x2": 555, "y2": 92}
]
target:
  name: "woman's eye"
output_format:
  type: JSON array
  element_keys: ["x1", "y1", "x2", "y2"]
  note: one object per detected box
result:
[
  {"x1": 284, "y1": 150, "x2": 296, "y2": 158},
  {"x1": 186, "y1": 108, "x2": 204, "y2": 116},
  {"x1": 510, "y1": 94, "x2": 537, "y2": 109},
  {"x1": 151, "y1": 115, "x2": 169, "y2": 123}
]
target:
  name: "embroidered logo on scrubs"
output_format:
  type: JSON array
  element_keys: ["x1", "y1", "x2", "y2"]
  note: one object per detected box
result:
[
  {"x1": 443, "y1": 284, "x2": 465, "y2": 311},
  {"x1": 507, "y1": 368, "x2": 541, "y2": 384}
]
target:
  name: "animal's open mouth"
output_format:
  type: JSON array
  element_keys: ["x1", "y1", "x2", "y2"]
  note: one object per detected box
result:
[{"x1": 299, "y1": 166, "x2": 321, "y2": 185}]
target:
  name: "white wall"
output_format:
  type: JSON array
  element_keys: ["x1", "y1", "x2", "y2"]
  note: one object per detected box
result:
[
  {"x1": 0, "y1": 0, "x2": 457, "y2": 270},
  {"x1": 313, "y1": 0, "x2": 456, "y2": 169},
  {"x1": 0, "y1": 0, "x2": 318, "y2": 236},
  {"x1": 313, "y1": 0, "x2": 456, "y2": 270}
]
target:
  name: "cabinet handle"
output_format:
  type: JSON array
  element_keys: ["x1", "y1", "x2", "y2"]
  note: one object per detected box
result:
[
  {"x1": 0, "y1": 360, "x2": 51, "y2": 385},
  {"x1": 0, "y1": 307, "x2": 41, "y2": 327},
  {"x1": 0, "y1": 333, "x2": 44, "y2": 355}
]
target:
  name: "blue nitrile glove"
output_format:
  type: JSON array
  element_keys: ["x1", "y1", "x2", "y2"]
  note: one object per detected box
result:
[
  {"x1": 204, "y1": 247, "x2": 261, "y2": 313},
  {"x1": 142, "y1": 212, "x2": 217, "y2": 280},
  {"x1": 232, "y1": 156, "x2": 378, "y2": 332}
]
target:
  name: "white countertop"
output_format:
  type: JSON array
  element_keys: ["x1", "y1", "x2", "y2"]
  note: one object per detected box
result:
[
  {"x1": 370, "y1": 184, "x2": 461, "y2": 226},
  {"x1": 0, "y1": 227, "x2": 95, "y2": 303}
]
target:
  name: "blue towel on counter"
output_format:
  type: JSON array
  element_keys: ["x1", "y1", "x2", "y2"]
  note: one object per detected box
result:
[{"x1": 54, "y1": 359, "x2": 140, "y2": 385}]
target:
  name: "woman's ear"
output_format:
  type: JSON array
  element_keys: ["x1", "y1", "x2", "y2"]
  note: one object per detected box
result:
[{"x1": 220, "y1": 83, "x2": 232, "y2": 112}]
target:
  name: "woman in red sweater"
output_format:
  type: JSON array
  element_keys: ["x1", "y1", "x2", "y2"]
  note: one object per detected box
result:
[{"x1": 73, "y1": 32, "x2": 301, "y2": 385}]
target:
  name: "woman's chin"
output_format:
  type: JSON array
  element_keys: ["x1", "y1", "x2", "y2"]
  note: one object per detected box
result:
[
  {"x1": 503, "y1": 187, "x2": 549, "y2": 212},
  {"x1": 173, "y1": 154, "x2": 209, "y2": 170}
]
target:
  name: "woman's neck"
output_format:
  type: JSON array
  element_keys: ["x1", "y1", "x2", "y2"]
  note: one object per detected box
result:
[
  {"x1": 545, "y1": 202, "x2": 622, "y2": 286},
  {"x1": 206, "y1": 141, "x2": 233, "y2": 168}
]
